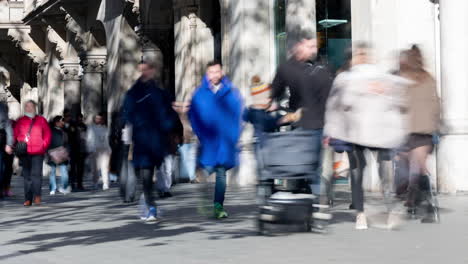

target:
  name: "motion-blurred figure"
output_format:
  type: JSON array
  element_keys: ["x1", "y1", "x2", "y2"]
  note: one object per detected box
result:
[
  {"x1": 2, "y1": 119, "x2": 15, "y2": 198},
  {"x1": 397, "y1": 45, "x2": 440, "y2": 222},
  {"x1": 156, "y1": 110, "x2": 183, "y2": 198},
  {"x1": 243, "y1": 75, "x2": 300, "y2": 203},
  {"x1": 109, "y1": 111, "x2": 124, "y2": 184},
  {"x1": 173, "y1": 102, "x2": 198, "y2": 183},
  {"x1": 271, "y1": 29, "x2": 333, "y2": 195},
  {"x1": 189, "y1": 61, "x2": 243, "y2": 219},
  {"x1": 325, "y1": 42, "x2": 410, "y2": 230},
  {"x1": 0, "y1": 103, "x2": 14, "y2": 199},
  {"x1": 86, "y1": 113, "x2": 111, "y2": 191},
  {"x1": 122, "y1": 61, "x2": 178, "y2": 221}
]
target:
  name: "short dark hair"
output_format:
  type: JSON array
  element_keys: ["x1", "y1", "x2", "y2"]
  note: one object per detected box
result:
[
  {"x1": 52, "y1": 115, "x2": 63, "y2": 125},
  {"x1": 207, "y1": 60, "x2": 223, "y2": 69},
  {"x1": 298, "y1": 28, "x2": 315, "y2": 41}
]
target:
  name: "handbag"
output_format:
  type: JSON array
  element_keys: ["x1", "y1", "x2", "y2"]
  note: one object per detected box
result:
[
  {"x1": 48, "y1": 131, "x2": 70, "y2": 164},
  {"x1": 15, "y1": 118, "x2": 35, "y2": 157},
  {"x1": 48, "y1": 146, "x2": 70, "y2": 164}
]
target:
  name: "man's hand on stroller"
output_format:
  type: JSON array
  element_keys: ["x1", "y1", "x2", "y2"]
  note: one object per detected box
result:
[{"x1": 278, "y1": 108, "x2": 302, "y2": 125}]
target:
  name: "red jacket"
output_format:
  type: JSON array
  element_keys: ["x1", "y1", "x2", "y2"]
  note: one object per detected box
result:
[{"x1": 14, "y1": 116, "x2": 52, "y2": 155}]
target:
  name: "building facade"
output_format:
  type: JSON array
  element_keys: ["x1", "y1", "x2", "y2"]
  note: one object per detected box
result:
[{"x1": 0, "y1": 0, "x2": 467, "y2": 193}]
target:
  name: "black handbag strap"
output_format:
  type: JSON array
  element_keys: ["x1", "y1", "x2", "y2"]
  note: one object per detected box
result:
[{"x1": 25, "y1": 117, "x2": 36, "y2": 142}]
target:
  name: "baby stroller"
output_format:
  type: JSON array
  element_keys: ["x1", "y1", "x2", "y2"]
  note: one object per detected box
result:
[{"x1": 256, "y1": 130, "x2": 331, "y2": 235}]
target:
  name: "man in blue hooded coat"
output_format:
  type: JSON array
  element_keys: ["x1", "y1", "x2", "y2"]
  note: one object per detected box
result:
[
  {"x1": 189, "y1": 61, "x2": 243, "y2": 219},
  {"x1": 122, "y1": 61, "x2": 178, "y2": 221}
]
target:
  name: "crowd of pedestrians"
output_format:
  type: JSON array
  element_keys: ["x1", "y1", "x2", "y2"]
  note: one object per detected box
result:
[{"x1": 0, "y1": 30, "x2": 441, "y2": 231}]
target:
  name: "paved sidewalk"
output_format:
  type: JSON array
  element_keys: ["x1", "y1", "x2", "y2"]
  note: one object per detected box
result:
[{"x1": 1, "y1": 176, "x2": 467, "y2": 264}]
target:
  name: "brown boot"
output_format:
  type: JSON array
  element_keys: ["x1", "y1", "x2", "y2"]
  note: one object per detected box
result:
[
  {"x1": 23, "y1": 200, "x2": 32, "y2": 207},
  {"x1": 33, "y1": 196, "x2": 41, "y2": 206}
]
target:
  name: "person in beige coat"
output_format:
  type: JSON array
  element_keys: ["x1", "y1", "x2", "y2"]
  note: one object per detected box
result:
[{"x1": 397, "y1": 45, "x2": 440, "y2": 221}]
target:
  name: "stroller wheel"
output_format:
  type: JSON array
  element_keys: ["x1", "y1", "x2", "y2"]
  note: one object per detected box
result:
[{"x1": 407, "y1": 207, "x2": 417, "y2": 219}]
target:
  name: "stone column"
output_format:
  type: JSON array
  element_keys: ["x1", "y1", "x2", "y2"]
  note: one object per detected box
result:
[
  {"x1": 221, "y1": 0, "x2": 275, "y2": 186},
  {"x1": 174, "y1": 4, "x2": 199, "y2": 102},
  {"x1": 80, "y1": 54, "x2": 106, "y2": 123},
  {"x1": 60, "y1": 60, "x2": 82, "y2": 118},
  {"x1": 286, "y1": 0, "x2": 316, "y2": 51},
  {"x1": 437, "y1": 0, "x2": 468, "y2": 193}
]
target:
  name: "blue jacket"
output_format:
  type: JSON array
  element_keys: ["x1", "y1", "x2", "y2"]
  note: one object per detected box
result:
[
  {"x1": 189, "y1": 76, "x2": 243, "y2": 169},
  {"x1": 243, "y1": 108, "x2": 282, "y2": 139},
  {"x1": 122, "y1": 79, "x2": 177, "y2": 168}
]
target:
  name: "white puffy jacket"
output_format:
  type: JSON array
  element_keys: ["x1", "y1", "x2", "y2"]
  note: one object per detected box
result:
[{"x1": 324, "y1": 64, "x2": 411, "y2": 149}]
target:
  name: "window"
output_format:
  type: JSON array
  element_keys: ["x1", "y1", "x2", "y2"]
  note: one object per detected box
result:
[
  {"x1": 274, "y1": 0, "x2": 287, "y2": 66},
  {"x1": 316, "y1": 0, "x2": 352, "y2": 73}
]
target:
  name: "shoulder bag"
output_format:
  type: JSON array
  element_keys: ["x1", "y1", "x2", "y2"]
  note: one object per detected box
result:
[
  {"x1": 15, "y1": 118, "x2": 35, "y2": 157},
  {"x1": 48, "y1": 130, "x2": 70, "y2": 164}
]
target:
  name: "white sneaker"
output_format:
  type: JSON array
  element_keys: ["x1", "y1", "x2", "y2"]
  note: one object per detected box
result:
[
  {"x1": 58, "y1": 187, "x2": 65, "y2": 194},
  {"x1": 102, "y1": 185, "x2": 110, "y2": 191},
  {"x1": 355, "y1": 213, "x2": 368, "y2": 230},
  {"x1": 63, "y1": 186, "x2": 72, "y2": 195},
  {"x1": 145, "y1": 215, "x2": 158, "y2": 222},
  {"x1": 387, "y1": 211, "x2": 403, "y2": 230},
  {"x1": 50, "y1": 190, "x2": 56, "y2": 196}
]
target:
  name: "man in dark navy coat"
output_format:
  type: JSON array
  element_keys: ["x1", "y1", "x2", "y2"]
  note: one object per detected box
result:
[{"x1": 122, "y1": 61, "x2": 178, "y2": 221}]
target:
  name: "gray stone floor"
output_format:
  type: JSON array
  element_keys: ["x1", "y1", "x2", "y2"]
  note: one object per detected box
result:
[{"x1": 1, "y1": 176, "x2": 467, "y2": 264}]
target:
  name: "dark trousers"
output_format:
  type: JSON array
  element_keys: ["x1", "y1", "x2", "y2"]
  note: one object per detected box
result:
[
  {"x1": 0, "y1": 151, "x2": 4, "y2": 197},
  {"x1": 70, "y1": 153, "x2": 86, "y2": 188},
  {"x1": 2, "y1": 152, "x2": 14, "y2": 192},
  {"x1": 22, "y1": 155, "x2": 44, "y2": 201},
  {"x1": 110, "y1": 145, "x2": 123, "y2": 175},
  {"x1": 349, "y1": 145, "x2": 393, "y2": 212},
  {"x1": 136, "y1": 167, "x2": 156, "y2": 207}
]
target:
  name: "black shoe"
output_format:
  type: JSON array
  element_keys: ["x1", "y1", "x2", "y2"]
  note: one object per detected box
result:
[
  {"x1": 164, "y1": 192, "x2": 173, "y2": 198},
  {"x1": 158, "y1": 192, "x2": 165, "y2": 198},
  {"x1": 349, "y1": 204, "x2": 355, "y2": 210},
  {"x1": 421, "y1": 214, "x2": 438, "y2": 223}
]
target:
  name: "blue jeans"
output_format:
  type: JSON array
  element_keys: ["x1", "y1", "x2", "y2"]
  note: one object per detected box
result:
[
  {"x1": 179, "y1": 143, "x2": 197, "y2": 181},
  {"x1": 203, "y1": 166, "x2": 227, "y2": 205},
  {"x1": 49, "y1": 164, "x2": 69, "y2": 191}
]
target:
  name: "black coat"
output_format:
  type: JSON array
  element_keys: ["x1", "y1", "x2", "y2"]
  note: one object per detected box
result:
[
  {"x1": 271, "y1": 58, "x2": 333, "y2": 130},
  {"x1": 122, "y1": 79, "x2": 178, "y2": 168},
  {"x1": 48, "y1": 127, "x2": 70, "y2": 165}
]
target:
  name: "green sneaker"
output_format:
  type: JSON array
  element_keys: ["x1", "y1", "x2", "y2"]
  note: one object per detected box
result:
[{"x1": 214, "y1": 203, "x2": 228, "y2": 219}]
